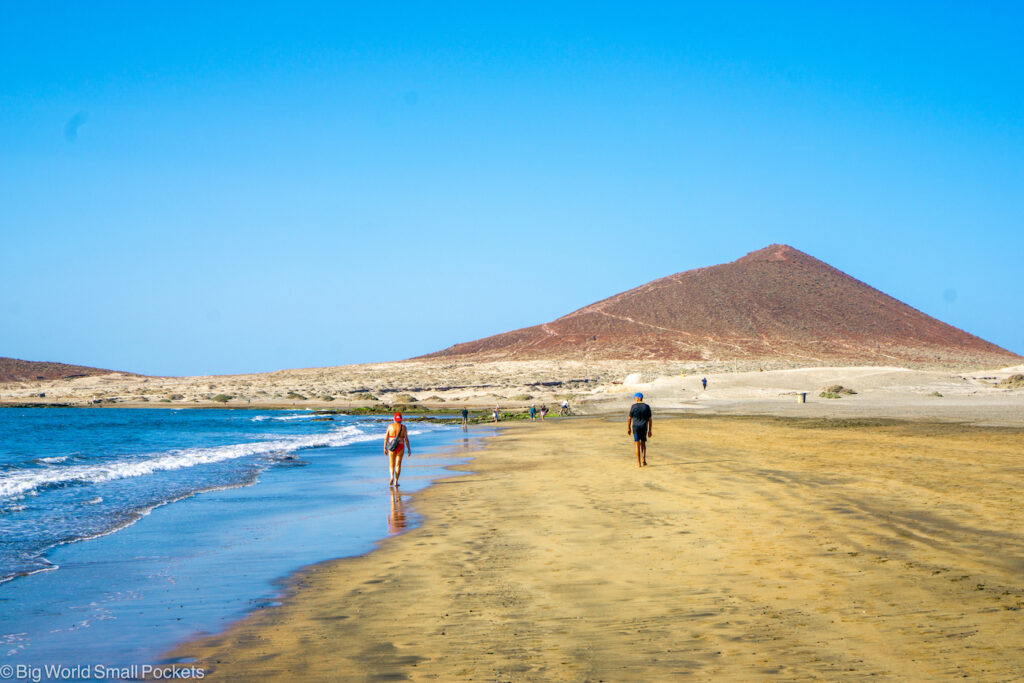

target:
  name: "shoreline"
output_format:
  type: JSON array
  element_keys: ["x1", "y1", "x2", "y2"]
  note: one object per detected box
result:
[
  {"x1": 155, "y1": 423, "x2": 498, "y2": 656},
  {"x1": 165, "y1": 412, "x2": 1024, "y2": 680},
  {"x1": 1, "y1": 411, "x2": 490, "y2": 668},
  {"x1": 3, "y1": 396, "x2": 1022, "y2": 428},
  {"x1": 160, "y1": 429, "x2": 497, "y2": 676}
]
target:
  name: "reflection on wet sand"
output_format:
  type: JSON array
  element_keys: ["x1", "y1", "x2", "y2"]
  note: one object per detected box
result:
[{"x1": 387, "y1": 489, "x2": 407, "y2": 534}]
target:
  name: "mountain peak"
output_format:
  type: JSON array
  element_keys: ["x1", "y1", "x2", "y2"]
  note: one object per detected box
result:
[
  {"x1": 419, "y1": 246, "x2": 1021, "y2": 368},
  {"x1": 736, "y1": 244, "x2": 814, "y2": 264}
]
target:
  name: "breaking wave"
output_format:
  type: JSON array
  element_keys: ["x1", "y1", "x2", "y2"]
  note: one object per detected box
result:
[{"x1": 0, "y1": 426, "x2": 376, "y2": 500}]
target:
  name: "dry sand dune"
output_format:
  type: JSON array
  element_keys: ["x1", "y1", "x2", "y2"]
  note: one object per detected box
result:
[
  {"x1": 2, "y1": 361, "x2": 1024, "y2": 423},
  {"x1": 592, "y1": 366, "x2": 1024, "y2": 427}
]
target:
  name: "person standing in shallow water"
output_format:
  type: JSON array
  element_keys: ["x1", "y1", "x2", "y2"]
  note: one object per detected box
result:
[
  {"x1": 384, "y1": 413, "x2": 410, "y2": 487},
  {"x1": 627, "y1": 392, "x2": 652, "y2": 468}
]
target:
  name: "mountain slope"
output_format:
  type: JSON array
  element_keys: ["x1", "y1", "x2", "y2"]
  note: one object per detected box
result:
[
  {"x1": 421, "y1": 245, "x2": 1020, "y2": 367},
  {"x1": 0, "y1": 357, "x2": 124, "y2": 383}
]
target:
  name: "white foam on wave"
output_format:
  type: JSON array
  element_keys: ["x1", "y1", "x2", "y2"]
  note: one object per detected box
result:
[
  {"x1": 36, "y1": 456, "x2": 69, "y2": 464},
  {"x1": 0, "y1": 425, "x2": 378, "y2": 500},
  {"x1": 0, "y1": 558, "x2": 58, "y2": 586},
  {"x1": 251, "y1": 414, "x2": 318, "y2": 422}
]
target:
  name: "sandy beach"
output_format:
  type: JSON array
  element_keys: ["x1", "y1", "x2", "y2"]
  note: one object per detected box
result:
[
  {"x1": 168, "y1": 413, "x2": 1024, "y2": 680},
  {"x1": 10, "y1": 6, "x2": 1024, "y2": 680}
]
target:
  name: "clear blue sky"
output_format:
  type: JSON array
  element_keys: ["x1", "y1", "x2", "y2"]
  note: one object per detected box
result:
[{"x1": 2, "y1": 2, "x2": 1022, "y2": 376}]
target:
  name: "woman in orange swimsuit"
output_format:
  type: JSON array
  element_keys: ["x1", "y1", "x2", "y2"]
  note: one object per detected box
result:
[{"x1": 384, "y1": 413, "x2": 411, "y2": 487}]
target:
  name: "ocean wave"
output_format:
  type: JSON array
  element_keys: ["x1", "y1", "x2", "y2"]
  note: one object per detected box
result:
[
  {"x1": 0, "y1": 426, "x2": 377, "y2": 500},
  {"x1": 36, "y1": 456, "x2": 69, "y2": 464},
  {"x1": 0, "y1": 557, "x2": 58, "y2": 586},
  {"x1": 250, "y1": 414, "x2": 318, "y2": 422}
]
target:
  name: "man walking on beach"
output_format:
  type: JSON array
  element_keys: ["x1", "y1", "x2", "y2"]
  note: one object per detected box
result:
[
  {"x1": 627, "y1": 393, "x2": 652, "y2": 467},
  {"x1": 384, "y1": 413, "x2": 410, "y2": 487},
  {"x1": 701, "y1": 377, "x2": 707, "y2": 390},
  {"x1": 461, "y1": 407, "x2": 469, "y2": 430}
]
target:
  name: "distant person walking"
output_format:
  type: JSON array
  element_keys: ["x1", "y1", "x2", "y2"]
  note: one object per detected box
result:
[
  {"x1": 540, "y1": 404, "x2": 548, "y2": 421},
  {"x1": 493, "y1": 405, "x2": 500, "y2": 423},
  {"x1": 461, "y1": 407, "x2": 469, "y2": 430},
  {"x1": 701, "y1": 377, "x2": 707, "y2": 390},
  {"x1": 560, "y1": 399, "x2": 570, "y2": 416},
  {"x1": 627, "y1": 392, "x2": 652, "y2": 468},
  {"x1": 529, "y1": 404, "x2": 537, "y2": 421},
  {"x1": 384, "y1": 413, "x2": 410, "y2": 487}
]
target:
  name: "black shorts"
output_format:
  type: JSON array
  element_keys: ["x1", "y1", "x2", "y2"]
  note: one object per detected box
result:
[{"x1": 632, "y1": 426, "x2": 648, "y2": 443}]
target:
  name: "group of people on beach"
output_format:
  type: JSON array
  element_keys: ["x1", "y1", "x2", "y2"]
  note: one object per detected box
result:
[
  {"x1": 384, "y1": 391, "x2": 655, "y2": 486},
  {"x1": 493, "y1": 402, "x2": 556, "y2": 423}
]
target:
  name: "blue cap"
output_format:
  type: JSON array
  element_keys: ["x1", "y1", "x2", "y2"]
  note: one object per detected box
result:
[{"x1": 634, "y1": 392, "x2": 643, "y2": 399}]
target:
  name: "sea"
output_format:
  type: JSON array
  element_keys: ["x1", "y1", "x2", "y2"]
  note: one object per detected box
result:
[{"x1": 0, "y1": 407, "x2": 483, "y2": 672}]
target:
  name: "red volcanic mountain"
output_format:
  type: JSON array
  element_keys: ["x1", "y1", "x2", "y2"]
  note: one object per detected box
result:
[
  {"x1": 422, "y1": 245, "x2": 1021, "y2": 367},
  {"x1": 0, "y1": 357, "x2": 124, "y2": 383}
]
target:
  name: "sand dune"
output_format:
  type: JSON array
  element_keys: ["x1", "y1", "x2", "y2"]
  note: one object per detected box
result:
[{"x1": 3, "y1": 362, "x2": 1022, "y2": 428}]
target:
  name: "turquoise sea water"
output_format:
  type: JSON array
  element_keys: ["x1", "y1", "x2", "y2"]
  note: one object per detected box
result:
[{"x1": 0, "y1": 408, "x2": 482, "y2": 671}]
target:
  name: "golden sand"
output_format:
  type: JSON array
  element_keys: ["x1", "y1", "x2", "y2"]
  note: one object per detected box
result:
[{"x1": 170, "y1": 415, "x2": 1024, "y2": 680}]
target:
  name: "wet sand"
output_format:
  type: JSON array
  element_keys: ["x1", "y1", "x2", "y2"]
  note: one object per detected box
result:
[{"x1": 170, "y1": 415, "x2": 1024, "y2": 680}]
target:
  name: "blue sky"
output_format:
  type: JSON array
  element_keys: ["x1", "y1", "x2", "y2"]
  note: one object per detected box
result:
[{"x1": 2, "y1": 2, "x2": 1022, "y2": 375}]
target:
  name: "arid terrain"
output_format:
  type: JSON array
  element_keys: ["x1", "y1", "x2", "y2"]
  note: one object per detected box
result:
[
  {"x1": 2, "y1": 360, "x2": 1024, "y2": 426},
  {"x1": 0, "y1": 357, "x2": 123, "y2": 383},
  {"x1": 4, "y1": 242, "x2": 1019, "y2": 423},
  {"x1": 423, "y1": 245, "x2": 1021, "y2": 367},
  {"x1": 5, "y1": 244, "x2": 1020, "y2": 417}
]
